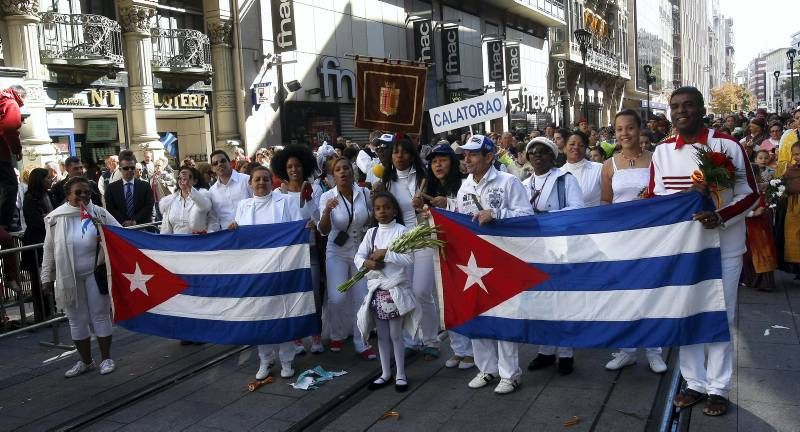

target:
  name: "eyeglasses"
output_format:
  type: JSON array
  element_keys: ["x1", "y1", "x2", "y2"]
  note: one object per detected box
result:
[
  {"x1": 211, "y1": 159, "x2": 229, "y2": 166},
  {"x1": 120, "y1": 166, "x2": 136, "y2": 171}
]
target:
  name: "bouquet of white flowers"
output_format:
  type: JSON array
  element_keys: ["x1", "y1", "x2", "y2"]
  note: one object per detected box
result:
[{"x1": 766, "y1": 178, "x2": 787, "y2": 209}]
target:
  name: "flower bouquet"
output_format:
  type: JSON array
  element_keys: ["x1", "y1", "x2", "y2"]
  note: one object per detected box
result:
[
  {"x1": 337, "y1": 223, "x2": 444, "y2": 293},
  {"x1": 691, "y1": 146, "x2": 738, "y2": 208},
  {"x1": 765, "y1": 178, "x2": 787, "y2": 209}
]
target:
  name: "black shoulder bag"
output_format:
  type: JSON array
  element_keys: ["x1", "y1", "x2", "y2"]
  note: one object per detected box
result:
[{"x1": 92, "y1": 218, "x2": 109, "y2": 295}]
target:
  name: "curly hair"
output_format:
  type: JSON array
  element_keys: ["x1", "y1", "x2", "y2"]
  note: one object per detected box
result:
[{"x1": 270, "y1": 145, "x2": 317, "y2": 182}]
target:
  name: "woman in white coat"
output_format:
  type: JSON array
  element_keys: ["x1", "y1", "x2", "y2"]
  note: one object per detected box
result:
[
  {"x1": 159, "y1": 167, "x2": 213, "y2": 234},
  {"x1": 41, "y1": 177, "x2": 121, "y2": 377},
  {"x1": 561, "y1": 131, "x2": 603, "y2": 208},
  {"x1": 229, "y1": 166, "x2": 304, "y2": 380}
]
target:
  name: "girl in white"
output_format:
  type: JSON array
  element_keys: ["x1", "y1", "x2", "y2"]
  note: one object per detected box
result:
[
  {"x1": 561, "y1": 131, "x2": 603, "y2": 207},
  {"x1": 355, "y1": 192, "x2": 418, "y2": 392},
  {"x1": 229, "y1": 166, "x2": 304, "y2": 380},
  {"x1": 159, "y1": 167, "x2": 213, "y2": 234},
  {"x1": 599, "y1": 109, "x2": 667, "y2": 374},
  {"x1": 318, "y1": 157, "x2": 376, "y2": 359}
]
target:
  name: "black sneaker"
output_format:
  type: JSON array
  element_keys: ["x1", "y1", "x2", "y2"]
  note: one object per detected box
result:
[
  {"x1": 557, "y1": 357, "x2": 574, "y2": 375},
  {"x1": 528, "y1": 354, "x2": 556, "y2": 370}
]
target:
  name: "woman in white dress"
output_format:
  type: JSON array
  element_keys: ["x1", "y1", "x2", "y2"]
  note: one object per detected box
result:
[
  {"x1": 561, "y1": 131, "x2": 603, "y2": 208},
  {"x1": 599, "y1": 109, "x2": 667, "y2": 374},
  {"x1": 159, "y1": 167, "x2": 213, "y2": 234}
]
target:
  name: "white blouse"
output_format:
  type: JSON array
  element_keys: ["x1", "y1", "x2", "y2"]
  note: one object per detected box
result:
[
  {"x1": 354, "y1": 221, "x2": 413, "y2": 284},
  {"x1": 386, "y1": 168, "x2": 418, "y2": 228},
  {"x1": 234, "y1": 191, "x2": 302, "y2": 226},
  {"x1": 561, "y1": 159, "x2": 603, "y2": 207},
  {"x1": 160, "y1": 188, "x2": 213, "y2": 234},
  {"x1": 318, "y1": 185, "x2": 371, "y2": 257}
]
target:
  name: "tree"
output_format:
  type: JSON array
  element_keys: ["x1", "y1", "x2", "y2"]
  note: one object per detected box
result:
[{"x1": 710, "y1": 83, "x2": 756, "y2": 114}]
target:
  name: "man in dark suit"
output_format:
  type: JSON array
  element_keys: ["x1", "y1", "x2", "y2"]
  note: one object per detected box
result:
[
  {"x1": 50, "y1": 156, "x2": 102, "y2": 206},
  {"x1": 104, "y1": 152, "x2": 153, "y2": 226}
]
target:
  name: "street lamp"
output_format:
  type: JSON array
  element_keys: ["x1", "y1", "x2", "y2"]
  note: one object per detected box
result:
[
  {"x1": 773, "y1": 70, "x2": 781, "y2": 113},
  {"x1": 643, "y1": 64, "x2": 656, "y2": 124},
  {"x1": 574, "y1": 28, "x2": 592, "y2": 125},
  {"x1": 788, "y1": 48, "x2": 797, "y2": 107}
]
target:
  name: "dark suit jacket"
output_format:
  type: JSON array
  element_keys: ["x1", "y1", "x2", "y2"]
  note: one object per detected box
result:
[{"x1": 104, "y1": 178, "x2": 154, "y2": 225}]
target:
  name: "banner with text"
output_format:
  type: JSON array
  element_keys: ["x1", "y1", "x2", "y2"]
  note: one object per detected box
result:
[{"x1": 429, "y1": 91, "x2": 506, "y2": 134}]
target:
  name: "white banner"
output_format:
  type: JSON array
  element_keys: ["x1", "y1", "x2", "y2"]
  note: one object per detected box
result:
[{"x1": 429, "y1": 92, "x2": 506, "y2": 134}]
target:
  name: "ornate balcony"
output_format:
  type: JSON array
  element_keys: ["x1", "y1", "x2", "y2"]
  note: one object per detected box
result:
[
  {"x1": 38, "y1": 12, "x2": 124, "y2": 68},
  {"x1": 552, "y1": 40, "x2": 629, "y2": 79},
  {"x1": 151, "y1": 28, "x2": 212, "y2": 74}
]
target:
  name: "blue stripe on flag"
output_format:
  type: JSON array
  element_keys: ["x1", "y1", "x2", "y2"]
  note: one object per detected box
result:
[
  {"x1": 528, "y1": 249, "x2": 721, "y2": 292},
  {"x1": 179, "y1": 270, "x2": 312, "y2": 298},
  {"x1": 103, "y1": 220, "x2": 309, "y2": 251},
  {"x1": 437, "y1": 192, "x2": 715, "y2": 237},
  {"x1": 455, "y1": 311, "x2": 730, "y2": 348},
  {"x1": 119, "y1": 313, "x2": 321, "y2": 345}
]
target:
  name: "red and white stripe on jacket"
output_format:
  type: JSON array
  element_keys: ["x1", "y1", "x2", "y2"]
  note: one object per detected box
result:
[{"x1": 648, "y1": 128, "x2": 759, "y2": 258}]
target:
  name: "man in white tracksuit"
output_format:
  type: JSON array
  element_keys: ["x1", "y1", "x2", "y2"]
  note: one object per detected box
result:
[{"x1": 455, "y1": 134, "x2": 533, "y2": 395}]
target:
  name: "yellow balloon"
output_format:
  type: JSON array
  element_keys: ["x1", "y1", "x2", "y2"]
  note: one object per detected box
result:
[{"x1": 372, "y1": 163, "x2": 384, "y2": 178}]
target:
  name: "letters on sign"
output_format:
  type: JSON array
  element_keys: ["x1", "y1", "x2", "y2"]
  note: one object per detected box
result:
[
  {"x1": 413, "y1": 20, "x2": 433, "y2": 64},
  {"x1": 556, "y1": 60, "x2": 567, "y2": 90},
  {"x1": 486, "y1": 41, "x2": 504, "y2": 83},
  {"x1": 429, "y1": 91, "x2": 506, "y2": 134},
  {"x1": 154, "y1": 93, "x2": 210, "y2": 110},
  {"x1": 319, "y1": 56, "x2": 356, "y2": 99},
  {"x1": 442, "y1": 27, "x2": 460, "y2": 76},
  {"x1": 272, "y1": 0, "x2": 296, "y2": 53},
  {"x1": 504, "y1": 45, "x2": 521, "y2": 85}
]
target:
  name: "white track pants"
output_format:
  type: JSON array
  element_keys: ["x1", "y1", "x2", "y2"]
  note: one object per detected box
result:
[{"x1": 472, "y1": 339, "x2": 520, "y2": 380}]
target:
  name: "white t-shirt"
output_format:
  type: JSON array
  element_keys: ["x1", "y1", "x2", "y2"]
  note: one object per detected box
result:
[{"x1": 209, "y1": 170, "x2": 252, "y2": 231}]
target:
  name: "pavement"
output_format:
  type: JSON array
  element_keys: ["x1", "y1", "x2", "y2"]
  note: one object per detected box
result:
[{"x1": 0, "y1": 272, "x2": 798, "y2": 432}]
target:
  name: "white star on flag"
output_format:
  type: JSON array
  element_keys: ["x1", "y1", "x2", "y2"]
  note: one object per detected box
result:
[
  {"x1": 457, "y1": 252, "x2": 493, "y2": 294},
  {"x1": 123, "y1": 263, "x2": 154, "y2": 295}
]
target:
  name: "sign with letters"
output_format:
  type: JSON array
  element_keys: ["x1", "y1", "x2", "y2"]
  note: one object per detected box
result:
[
  {"x1": 505, "y1": 45, "x2": 521, "y2": 84},
  {"x1": 441, "y1": 26, "x2": 460, "y2": 76},
  {"x1": 429, "y1": 91, "x2": 506, "y2": 134},
  {"x1": 272, "y1": 0, "x2": 296, "y2": 53},
  {"x1": 486, "y1": 40, "x2": 504, "y2": 83},
  {"x1": 413, "y1": 19, "x2": 433, "y2": 64}
]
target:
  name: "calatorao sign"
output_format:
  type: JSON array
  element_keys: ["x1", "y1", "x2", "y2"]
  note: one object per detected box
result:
[{"x1": 429, "y1": 91, "x2": 505, "y2": 134}]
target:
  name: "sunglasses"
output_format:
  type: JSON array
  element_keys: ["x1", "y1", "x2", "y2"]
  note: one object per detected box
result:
[
  {"x1": 211, "y1": 159, "x2": 230, "y2": 166},
  {"x1": 120, "y1": 166, "x2": 136, "y2": 171}
]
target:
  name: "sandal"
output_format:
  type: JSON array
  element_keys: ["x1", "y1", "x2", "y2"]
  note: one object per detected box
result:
[
  {"x1": 702, "y1": 395, "x2": 729, "y2": 416},
  {"x1": 421, "y1": 346, "x2": 440, "y2": 361},
  {"x1": 673, "y1": 388, "x2": 707, "y2": 408}
]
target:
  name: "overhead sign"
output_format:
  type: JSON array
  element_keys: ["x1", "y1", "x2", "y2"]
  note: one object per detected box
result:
[
  {"x1": 272, "y1": 0, "x2": 296, "y2": 53},
  {"x1": 442, "y1": 26, "x2": 460, "y2": 76},
  {"x1": 555, "y1": 60, "x2": 567, "y2": 90},
  {"x1": 505, "y1": 45, "x2": 521, "y2": 84},
  {"x1": 319, "y1": 56, "x2": 356, "y2": 99},
  {"x1": 154, "y1": 92, "x2": 210, "y2": 110},
  {"x1": 429, "y1": 91, "x2": 505, "y2": 134},
  {"x1": 486, "y1": 40, "x2": 504, "y2": 83},
  {"x1": 47, "y1": 88, "x2": 121, "y2": 109},
  {"x1": 413, "y1": 19, "x2": 433, "y2": 64}
]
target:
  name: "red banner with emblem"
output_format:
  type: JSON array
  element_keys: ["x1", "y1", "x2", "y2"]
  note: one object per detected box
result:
[{"x1": 354, "y1": 60, "x2": 427, "y2": 134}]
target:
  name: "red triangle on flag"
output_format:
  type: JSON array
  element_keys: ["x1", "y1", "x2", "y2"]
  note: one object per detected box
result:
[
  {"x1": 431, "y1": 209, "x2": 549, "y2": 329},
  {"x1": 101, "y1": 227, "x2": 189, "y2": 322}
]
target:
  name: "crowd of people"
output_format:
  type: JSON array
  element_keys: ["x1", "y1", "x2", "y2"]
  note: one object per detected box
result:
[{"x1": 1, "y1": 84, "x2": 799, "y2": 418}]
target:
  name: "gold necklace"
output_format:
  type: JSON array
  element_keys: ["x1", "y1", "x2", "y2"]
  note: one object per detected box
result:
[{"x1": 619, "y1": 150, "x2": 642, "y2": 167}]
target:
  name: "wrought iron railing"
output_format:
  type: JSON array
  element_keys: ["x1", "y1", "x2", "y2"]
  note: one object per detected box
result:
[
  {"x1": 38, "y1": 12, "x2": 124, "y2": 67},
  {"x1": 151, "y1": 28, "x2": 212, "y2": 73},
  {"x1": 559, "y1": 41, "x2": 628, "y2": 78}
]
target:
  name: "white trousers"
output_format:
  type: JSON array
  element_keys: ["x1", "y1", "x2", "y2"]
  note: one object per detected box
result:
[
  {"x1": 472, "y1": 339, "x2": 520, "y2": 380},
  {"x1": 258, "y1": 342, "x2": 295, "y2": 364},
  {"x1": 680, "y1": 255, "x2": 741, "y2": 398},
  {"x1": 324, "y1": 253, "x2": 368, "y2": 352},
  {"x1": 403, "y1": 248, "x2": 440, "y2": 348},
  {"x1": 538, "y1": 346, "x2": 574, "y2": 357},
  {"x1": 449, "y1": 331, "x2": 473, "y2": 357},
  {"x1": 63, "y1": 274, "x2": 112, "y2": 340}
]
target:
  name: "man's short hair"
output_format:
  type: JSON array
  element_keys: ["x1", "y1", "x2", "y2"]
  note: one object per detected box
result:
[
  {"x1": 64, "y1": 156, "x2": 81, "y2": 167},
  {"x1": 118, "y1": 149, "x2": 136, "y2": 164},
  {"x1": 670, "y1": 86, "x2": 705, "y2": 107},
  {"x1": 210, "y1": 149, "x2": 230, "y2": 162}
]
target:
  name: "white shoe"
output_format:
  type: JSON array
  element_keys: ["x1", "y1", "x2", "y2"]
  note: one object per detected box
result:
[
  {"x1": 255, "y1": 360, "x2": 272, "y2": 380},
  {"x1": 65, "y1": 360, "x2": 95, "y2": 378},
  {"x1": 99, "y1": 359, "x2": 116, "y2": 375},
  {"x1": 280, "y1": 362, "x2": 295, "y2": 378},
  {"x1": 494, "y1": 378, "x2": 519, "y2": 395},
  {"x1": 458, "y1": 356, "x2": 475, "y2": 369},
  {"x1": 294, "y1": 342, "x2": 306, "y2": 355},
  {"x1": 647, "y1": 354, "x2": 667, "y2": 374},
  {"x1": 310, "y1": 343, "x2": 324, "y2": 354},
  {"x1": 605, "y1": 351, "x2": 636, "y2": 370},
  {"x1": 445, "y1": 355, "x2": 463, "y2": 368},
  {"x1": 467, "y1": 372, "x2": 496, "y2": 389}
]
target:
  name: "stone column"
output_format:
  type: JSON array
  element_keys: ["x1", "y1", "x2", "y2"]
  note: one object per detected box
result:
[
  {"x1": 118, "y1": 1, "x2": 163, "y2": 160},
  {"x1": 0, "y1": 0, "x2": 55, "y2": 169},
  {"x1": 207, "y1": 18, "x2": 240, "y2": 150}
]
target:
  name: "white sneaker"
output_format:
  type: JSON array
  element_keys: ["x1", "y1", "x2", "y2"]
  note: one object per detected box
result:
[
  {"x1": 65, "y1": 360, "x2": 95, "y2": 378},
  {"x1": 255, "y1": 360, "x2": 272, "y2": 380},
  {"x1": 647, "y1": 354, "x2": 667, "y2": 374},
  {"x1": 459, "y1": 356, "x2": 475, "y2": 369},
  {"x1": 280, "y1": 362, "x2": 295, "y2": 378},
  {"x1": 605, "y1": 351, "x2": 637, "y2": 370},
  {"x1": 310, "y1": 343, "x2": 324, "y2": 354},
  {"x1": 294, "y1": 342, "x2": 306, "y2": 355},
  {"x1": 445, "y1": 355, "x2": 463, "y2": 368},
  {"x1": 494, "y1": 378, "x2": 519, "y2": 395},
  {"x1": 99, "y1": 359, "x2": 116, "y2": 375},
  {"x1": 467, "y1": 372, "x2": 496, "y2": 389}
]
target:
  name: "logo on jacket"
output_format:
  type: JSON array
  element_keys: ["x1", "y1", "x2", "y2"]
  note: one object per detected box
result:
[{"x1": 487, "y1": 188, "x2": 504, "y2": 209}]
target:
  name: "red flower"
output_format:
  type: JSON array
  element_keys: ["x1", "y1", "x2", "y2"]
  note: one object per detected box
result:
[{"x1": 708, "y1": 152, "x2": 728, "y2": 166}]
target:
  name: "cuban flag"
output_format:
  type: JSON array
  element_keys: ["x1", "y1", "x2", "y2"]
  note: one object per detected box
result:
[
  {"x1": 431, "y1": 192, "x2": 729, "y2": 348},
  {"x1": 100, "y1": 221, "x2": 319, "y2": 345}
]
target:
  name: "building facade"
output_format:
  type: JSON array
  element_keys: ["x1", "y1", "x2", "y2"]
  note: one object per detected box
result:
[
  {"x1": 672, "y1": 0, "x2": 710, "y2": 102},
  {"x1": 723, "y1": 17, "x2": 734, "y2": 83},
  {"x1": 764, "y1": 48, "x2": 791, "y2": 114},
  {"x1": 707, "y1": 0, "x2": 725, "y2": 90},
  {"x1": 746, "y1": 54, "x2": 767, "y2": 109}
]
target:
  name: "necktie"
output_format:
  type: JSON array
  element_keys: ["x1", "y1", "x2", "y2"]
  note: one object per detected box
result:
[{"x1": 125, "y1": 182, "x2": 135, "y2": 219}]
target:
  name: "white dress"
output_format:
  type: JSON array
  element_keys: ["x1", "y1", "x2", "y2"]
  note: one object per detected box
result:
[{"x1": 561, "y1": 159, "x2": 603, "y2": 207}]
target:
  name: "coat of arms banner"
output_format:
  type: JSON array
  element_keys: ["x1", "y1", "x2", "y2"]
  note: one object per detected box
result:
[{"x1": 354, "y1": 60, "x2": 427, "y2": 134}]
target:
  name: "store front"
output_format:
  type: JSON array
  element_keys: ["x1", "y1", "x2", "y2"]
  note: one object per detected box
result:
[{"x1": 153, "y1": 90, "x2": 213, "y2": 167}]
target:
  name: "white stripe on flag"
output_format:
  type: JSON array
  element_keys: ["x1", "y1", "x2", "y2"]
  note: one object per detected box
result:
[
  {"x1": 141, "y1": 244, "x2": 309, "y2": 275},
  {"x1": 147, "y1": 291, "x2": 316, "y2": 322},
  {"x1": 482, "y1": 279, "x2": 726, "y2": 322},
  {"x1": 480, "y1": 220, "x2": 716, "y2": 264}
]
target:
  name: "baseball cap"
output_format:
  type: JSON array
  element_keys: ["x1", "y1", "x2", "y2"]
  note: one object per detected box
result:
[
  {"x1": 525, "y1": 137, "x2": 558, "y2": 156},
  {"x1": 376, "y1": 133, "x2": 394, "y2": 149},
  {"x1": 426, "y1": 143, "x2": 455, "y2": 161},
  {"x1": 460, "y1": 134, "x2": 495, "y2": 152}
]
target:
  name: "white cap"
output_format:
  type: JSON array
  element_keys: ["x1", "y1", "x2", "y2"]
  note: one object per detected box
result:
[{"x1": 525, "y1": 137, "x2": 558, "y2": 156}]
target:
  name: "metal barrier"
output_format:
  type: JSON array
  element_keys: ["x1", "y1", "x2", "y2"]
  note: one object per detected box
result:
[{"x1": 0, "y1": 221, "x2": 162, "y2": 347}]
